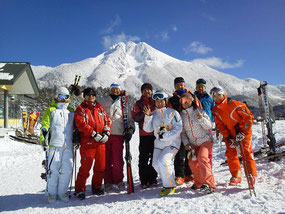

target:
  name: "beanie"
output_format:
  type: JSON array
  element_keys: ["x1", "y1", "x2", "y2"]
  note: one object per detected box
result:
[
  {"x1": 196, "y1": 78, "x2": 207, "y2": 88},
  {"x1": 83, "y1": 87, "x2": 96, "y2": 97},
  {"x1": 141, "y1": 83, "x2": 153, "y2": 92},
  {"x1": 110, "y1": 83, "x2": 121, "y2": 90},
  {"x1": 174, "y1": 77, "x2": 185, "y2": 86}
]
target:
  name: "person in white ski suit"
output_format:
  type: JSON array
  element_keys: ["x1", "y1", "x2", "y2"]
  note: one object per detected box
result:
[
  {"x1": 143, "y1": 90, "x2": 182, "y2": 196},
  {"x1": 40, "y1": 87, "x2": 74, "y2": 203}
]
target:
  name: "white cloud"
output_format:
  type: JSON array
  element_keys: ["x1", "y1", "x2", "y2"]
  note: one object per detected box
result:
[
  {"x1": 192, "y1": 57, "x2": 244, "y2": 69},
  {"x1": 102, "y1": 32, "x2": 140, "y2": 50},
  {"x1": 172, "y1": 25, "x2": 178, "y2": 32},
  {"x1": 160, "y1": 32, "x2": 169, "y2": 41},
  {"x1": 184, "y1": 41, "x2": 212, "y2": 55},
  {"x1": 202, "y1": 13, "x2": 216, "y2": 22},
  {"x1": 101, "y1": 15, "x2": 121, "y2": 34}
]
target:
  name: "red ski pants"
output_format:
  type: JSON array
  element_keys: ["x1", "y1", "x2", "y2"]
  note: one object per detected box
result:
[
  {"x1": 75, "y1": 143, "x2": 105, "y2": 193},
  {"x1": 225, "y1": 138, "x2": 257, "y2": 178},
  {"x1": 104, "y1": 135, "x2": 124, "y2": 184}
]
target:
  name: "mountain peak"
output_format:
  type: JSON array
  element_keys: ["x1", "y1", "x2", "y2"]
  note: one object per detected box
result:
[{"x1": 33, "y1": 41, "x2": 285, "y2": 106}]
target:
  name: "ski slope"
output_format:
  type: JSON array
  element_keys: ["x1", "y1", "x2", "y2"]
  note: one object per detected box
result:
[{"x1": 0, "y1": 121, "x2": 285, "y2": 214}]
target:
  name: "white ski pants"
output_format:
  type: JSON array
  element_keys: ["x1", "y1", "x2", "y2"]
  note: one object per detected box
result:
[
  {"x1": 152, "y1": 146, "x2": 178, "y2": 188},
  {"x1": 47, "y1": 147, "x2": 73, "y2": 196}
]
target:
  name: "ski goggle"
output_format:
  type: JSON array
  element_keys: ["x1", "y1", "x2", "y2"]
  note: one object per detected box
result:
[
  {"x1": 58, "y1": 94, "x2": 69, "y2": 100},
  {"x1": 210, "y1": 87, "x2": 224, "y2": 96},
  {"x1": 180, "y1": 96, "x2": 192, "y2": 105},
  {"x1": 152, "y1": 93, "x2": 166, "y2": 100}
]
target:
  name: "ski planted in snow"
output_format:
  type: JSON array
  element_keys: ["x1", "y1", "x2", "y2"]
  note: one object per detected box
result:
[
  {"x1": 120, "y1": 90, "x2": 134, "y2": 194},
  {"x1": 257, "y1": 81, "x2": 277, "y2": 155}
]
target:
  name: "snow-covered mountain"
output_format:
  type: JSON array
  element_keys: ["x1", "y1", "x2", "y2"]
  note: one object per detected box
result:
[{"x1": 32, "y1": 42, "x2": 285, "y2": 106}]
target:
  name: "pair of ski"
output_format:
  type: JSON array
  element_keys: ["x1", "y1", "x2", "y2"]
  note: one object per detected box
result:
[
  {"x1": 120, "y1": 91, "x2": 135, "y2": 194},
  {"x1": 9, "y1": 134, "x2": 39, "y2": 145},
  {"x1": 220, "y1": 140, "x2": 285, "y2": 166}
]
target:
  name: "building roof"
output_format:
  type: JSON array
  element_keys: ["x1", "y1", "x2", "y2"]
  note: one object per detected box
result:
[{"x1": 0, "y1": 62, "x2": 39, "y2": 95}]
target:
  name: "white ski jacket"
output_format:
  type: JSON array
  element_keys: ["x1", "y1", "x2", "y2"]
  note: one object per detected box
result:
[
  {"x1": 98, "y1": 95, "x2": 135, "y2": 135},
  {"x1": 180, "y1": 107, "x2": 213, "y2": 147},
  {"x1": 143, "y1": 107, "x2": 182, "y2": 150},
  {"x1": 48, "y1": 102, "x2": 74, "y2": 148}
]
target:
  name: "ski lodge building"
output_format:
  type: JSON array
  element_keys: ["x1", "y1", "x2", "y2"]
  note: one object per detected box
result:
[{"x1": 0, "y1": 62, "x2": 39, "y2": 128}]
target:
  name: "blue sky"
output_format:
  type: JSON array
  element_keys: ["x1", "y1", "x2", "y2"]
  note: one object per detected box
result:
[{"x1": 1, "y1": 0, "x2": 284, "y2": 85}]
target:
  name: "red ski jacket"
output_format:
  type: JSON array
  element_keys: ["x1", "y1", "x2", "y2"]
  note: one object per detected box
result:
[
  {"x1": 212, "y1": 97, "x2": 254, "y2": 141},
  {"x1": 75, "y1": 101, "x2": 111, "y2": 147}
]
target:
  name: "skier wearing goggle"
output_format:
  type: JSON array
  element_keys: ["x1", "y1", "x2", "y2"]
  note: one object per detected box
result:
[
  {"x1": 143, "y1": 90, "x2": 183, "y2": 197},
  {"x1": 210, "y1": 86, "x2": 257, "y2": 190},
  {"x1": 152, "y1": 92, "x2": 167, "y2": 100}
]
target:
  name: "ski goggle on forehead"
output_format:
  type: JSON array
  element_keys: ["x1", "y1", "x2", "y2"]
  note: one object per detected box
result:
[
  {"x1": 152, "y1": 93, "x2": 166, "y2": 100},
  {"x1": 58, "y1": 94, "x2": 69, "y2": 100},
  {"x1": 180, "y1": 97, "x2": 193, "y2": 105}
]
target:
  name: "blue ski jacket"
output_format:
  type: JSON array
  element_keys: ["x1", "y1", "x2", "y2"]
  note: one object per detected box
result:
[{"x1": 194, "y1": 91, "x2": 215, "y2": 122}]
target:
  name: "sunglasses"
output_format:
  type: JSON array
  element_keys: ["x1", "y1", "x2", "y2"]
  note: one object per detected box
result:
[
  {"x1": 58, "y1": 94, "x2": 69, "y2": 100},
  {"x1": 180, "y1": 97, "x2": 192, "y2": 105},
  {"x1": 86, "y1": 93, "x2": 96, "y2": 97},
  {"x1": 152, "y1": 93, "x2": 165, "y2": 100}
]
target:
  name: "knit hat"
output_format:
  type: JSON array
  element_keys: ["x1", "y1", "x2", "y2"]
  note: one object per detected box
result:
[
  {"x1": 196, "y1": 78, "x2": 206, "y2": 88},
  {"x1": 141, "y1": 83, "x2": 153, "y2": 92},
  {"x1": 110, "y1": 83, "x2": 121, "y2": 90},
  {"x1": 174, "y1": 77, "x2": 185, "y2": 86},
  {"x1": 56, "y1": 87, "x2": 69, "y2": 97},
  {"x1": 83, "y1": 87, "x2": 96, "y2": 97}
]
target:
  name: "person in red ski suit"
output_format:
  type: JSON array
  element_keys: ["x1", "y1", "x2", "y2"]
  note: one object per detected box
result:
[
  {"x1": 74, "y1": 88, "x2": 111, "y2": 200},
  {"x1": 210, "y1": 87, "x2": 257, "y2": 188}
]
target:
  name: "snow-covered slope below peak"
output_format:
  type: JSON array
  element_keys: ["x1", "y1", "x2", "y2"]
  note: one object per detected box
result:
[{"x1": 32, "y1": 42, "x2": 285, "y2": 106}]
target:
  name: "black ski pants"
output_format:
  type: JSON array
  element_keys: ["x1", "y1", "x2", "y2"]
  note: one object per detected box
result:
[
  {"x1": 174, "y1": 143, "x2": 192, "y2": 178},
  {"x1": 138, "y1": 135, "x2": 157, "y2": 185}
]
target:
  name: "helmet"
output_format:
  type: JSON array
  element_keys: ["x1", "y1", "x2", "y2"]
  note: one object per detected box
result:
[{"x1": 210, "y1": 87, "x2": 225, "y2": 96}]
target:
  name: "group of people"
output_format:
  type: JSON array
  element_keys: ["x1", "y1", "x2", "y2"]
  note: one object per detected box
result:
[{"x1": 39, "y1": 76, "x2": 257, "y2": 203}]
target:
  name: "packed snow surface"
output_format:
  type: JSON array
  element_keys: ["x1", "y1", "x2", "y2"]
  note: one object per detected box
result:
[{"x1": 0, "y1": 121, "x2": 285, "y2": 214}]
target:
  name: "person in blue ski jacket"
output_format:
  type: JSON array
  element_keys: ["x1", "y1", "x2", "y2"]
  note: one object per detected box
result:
[{"x1": 194, "y1": 78, "x2": 215, "y2": 122}]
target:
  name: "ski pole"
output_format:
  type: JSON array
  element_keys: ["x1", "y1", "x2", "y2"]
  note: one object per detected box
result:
[
  {"x1": 69, "y1": 146, "x2": 77, "y2": 197},
  {"x1": 239, "y1": 142, "x2": 256, "y2": 197}
]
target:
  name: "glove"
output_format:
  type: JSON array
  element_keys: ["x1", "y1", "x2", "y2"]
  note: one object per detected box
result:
[
  {"x1": 100, "y1": 132, "x2": 110, "y2": 143},
  {"x1": 229, "y1": 138, "x2": 239, "y2": 149},
  {"x1": 92, "y1": 131, "x2": 103, "y2": 142},
  {"x1": 123, "y1": 129, "x2": 133, "y2": 142},
  {"x1": 41, "y1": 128, "x2": 49, "y2": 151},
  {"x1": 42, "y1": 128, "x2": 48, "y2": 139},
  {"x1": 236, "y1": 132, "x2": 245, "y2": 142},
  {"x1": 70, "y1": 84, "x2": 81, "y2": 96}
]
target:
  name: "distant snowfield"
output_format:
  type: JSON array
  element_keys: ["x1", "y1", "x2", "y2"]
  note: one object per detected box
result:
[{"x1": 0, "y1": 121, "x2": 285, "y2": 214}]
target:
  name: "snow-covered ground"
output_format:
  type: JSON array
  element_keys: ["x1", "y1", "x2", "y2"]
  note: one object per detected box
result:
[{"x1": 0, "y1": 121, "x2": 285, "y2": 214}]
